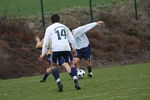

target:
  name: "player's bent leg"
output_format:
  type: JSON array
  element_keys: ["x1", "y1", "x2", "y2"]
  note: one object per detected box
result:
[
  {"x1": 46, "y1": 67, "x2": 52, "y2": 73},
  {"x1": 73, "y1": 57, "x2": 80, "y2": 66},
  {"x1": 62, "y1": 62, "x2": 71, "y2": 73},
  {"x1": 40, "y1": 72, "x2": 49, "y2": 82},
  {"x1": 62, "y1": 62, "x2": 77, "y2": 80},
  {"x1": 61, "y1": 51, "x2": 81, "y2": 90},
  {"x1": 85, "y1": 60, "x2": 93, "y2": 78},
  {"x1": 40, "y1": 66, "x2": 52, "y2": 82},
  {"x1": 73, "y1": 57, "x2": 81, "y2": 70}
]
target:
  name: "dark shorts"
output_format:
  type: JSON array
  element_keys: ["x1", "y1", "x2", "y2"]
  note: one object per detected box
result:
[
  {"x1": 46, "y1": 54, "x2": 51, "y2": 62},
  {"x1": 51, "y1": 51, "x2": 73, "y2": 65},
  {"x1": 76, "y1": 45, "x2": 91, "y2": 61}
]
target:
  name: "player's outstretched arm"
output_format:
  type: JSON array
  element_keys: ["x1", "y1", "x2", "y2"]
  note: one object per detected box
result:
[
  {"x1": 72, "y1": 22, "x2": 97, "y2": 37},
  {"x1": 72, "y1": 21, "x2": 104, "y2": 37}
]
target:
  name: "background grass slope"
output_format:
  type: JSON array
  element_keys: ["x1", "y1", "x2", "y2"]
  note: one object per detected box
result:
[
  {"x1": 0, "y1": 62, "x2": 150, "y2": 100},
  {"x1": 0, "y1": 0, "x2": 126, "y2": 16}
]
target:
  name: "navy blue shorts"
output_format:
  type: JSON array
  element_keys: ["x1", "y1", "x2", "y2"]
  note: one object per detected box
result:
[
  {"x1": 46, "y1": 54, "x2": 51, "y2": 62},
  {"x1": 51, "y1": 51, "x2": 73, "y2": 65},
  {"x1": 76, "y1": 45, "x2": 91, "y2": 61}
]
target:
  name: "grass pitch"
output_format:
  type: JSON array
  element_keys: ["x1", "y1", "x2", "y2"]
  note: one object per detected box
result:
[
  {"x1": 0, "y1": 0, "x2": 126, "y2": 16},
  {"x1": 0, "y1": 62, "x2": 150, "y2": 100}
]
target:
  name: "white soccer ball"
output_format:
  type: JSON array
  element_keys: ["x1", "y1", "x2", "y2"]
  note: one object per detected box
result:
[{"x1": 77, "y1": 69, "x2": 85, "y2": 79}]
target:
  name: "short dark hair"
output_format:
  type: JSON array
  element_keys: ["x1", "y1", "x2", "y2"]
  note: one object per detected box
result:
[{"x1": 51, "y1": 14, "x2": 60, "y2": 23}]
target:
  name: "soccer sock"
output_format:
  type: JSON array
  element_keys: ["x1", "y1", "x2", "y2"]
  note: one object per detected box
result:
[
  {"x1": 69, "y1": 67, "x2": 78, "y2": 80},
  {"x1": 87, "y1": 66, "x2": 92, "y2": 73},
  {"x1": 42, "y1": 72, "x2": 49, "y2": 81},
  {"x1": 52, "y1": 68, "x2": 61, "y2": 83}
]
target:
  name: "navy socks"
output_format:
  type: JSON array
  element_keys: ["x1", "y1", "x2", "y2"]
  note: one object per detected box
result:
[
  {"x1": 42, "y1": 72, "x2": 49, "y2": 81},
  {"x1": 52, "y1": 68, "x2": 61, "y2": 83},
  {"x1": 69, "y1": 67, "x2": 78, "y2": 80},
  {"x1": 87, "y1": 66, "x2": 92, "y2": 73}
]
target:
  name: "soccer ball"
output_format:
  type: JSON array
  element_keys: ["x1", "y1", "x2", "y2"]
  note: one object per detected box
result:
[{"x1": 77, "y1": 69, "x2": 85, "y2": 79}]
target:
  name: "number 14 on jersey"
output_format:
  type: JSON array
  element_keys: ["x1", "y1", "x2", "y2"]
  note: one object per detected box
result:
[{"x1": 55, "y1": 29, "x2": 67, "y2": 40}]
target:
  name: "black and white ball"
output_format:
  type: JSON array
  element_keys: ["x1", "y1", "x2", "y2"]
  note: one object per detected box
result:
[{"x1": 77, "y1": 69, "x2": 85, "y2": 79}]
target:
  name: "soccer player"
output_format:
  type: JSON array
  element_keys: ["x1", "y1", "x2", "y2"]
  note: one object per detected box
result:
[
  {"x1": 37, "y1": 21, "x2": 104, "y2": 82},
  {"x1": 71, "y1": 21, "x2": 104, "y2": 78},
  {"x1": 39, "y1": 14, "x2": 81, "y2": 92},
  {"x1": 35, "y1": 36, "x2": 68, "y2": 83},
  {"x1": 35, "y1": 36, "x2": 52, "y2": 82}
]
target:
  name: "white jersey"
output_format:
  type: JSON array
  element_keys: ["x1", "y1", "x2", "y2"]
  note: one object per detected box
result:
[
  {"x1": 42, "y1": 23, "x2": 76, "y2": 56},
  {"x1": 72, "y1": 22, "x2": 97, "y2": 49}
]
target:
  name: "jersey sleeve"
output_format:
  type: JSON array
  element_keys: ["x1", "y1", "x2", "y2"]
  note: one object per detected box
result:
[
  {"x1": 72, "y1": 22, "x2": 97, "y2": 37},
  {"x1": 42, "y1": 28, "x2": 51, "y2": 56},
  {"x1": 67, "y1": 28, "x2": 77, "y2": 50}
]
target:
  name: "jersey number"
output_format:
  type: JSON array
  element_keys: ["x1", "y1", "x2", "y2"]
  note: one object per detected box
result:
[{"x1": 55, "y1": 29, "x2": 67, "y2": 40}]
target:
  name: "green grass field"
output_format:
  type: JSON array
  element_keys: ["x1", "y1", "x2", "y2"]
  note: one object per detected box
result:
[
  {"x1": 0, "y1": 0, "x2": 126, "y2": 16},
  {"x1": 0, "y1": 63, "x2": 150, "y2": 100}
]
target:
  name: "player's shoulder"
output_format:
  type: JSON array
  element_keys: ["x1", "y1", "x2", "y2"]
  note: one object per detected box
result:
[
  {"x1": 46, "y1": 23, "x2": 69, "y2": 32},
  {"x1": 53, "y1": 22, "x2": 64, "y2": 27},
  {"x1": 46, "y1": 25, "x2": 52, "y2": 32},
  {"x1": 55, "y1": 23, "x2": 69, "y2": 30},
  {"x1": 56, "y1": 23, "x2": 68, "y2": 29},
  {"x1": 46, "y1": 23, "x2": 58, "y2": 29}
]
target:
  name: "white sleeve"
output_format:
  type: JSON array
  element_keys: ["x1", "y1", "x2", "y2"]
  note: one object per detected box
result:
[
  {"x1": 41, "y1": 28, "x2": 51, "y2": 56},
  {"x1": 67, "y1": 29, "x2": 77, "y2": 50},
  {"x1": 72, "y1": 22, "x2": 97, "y2": 37}
]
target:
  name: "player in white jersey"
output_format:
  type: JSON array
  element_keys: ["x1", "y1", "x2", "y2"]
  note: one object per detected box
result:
[
  {"x1": 39, "y1": 14, "x2": 81, "y2": 92},
  {"x1": 38, "y1": 21, "x2": 104, "y2": 83},
  {"x1": 71, "y1": 21, "x2": 104, "y2": 78}
]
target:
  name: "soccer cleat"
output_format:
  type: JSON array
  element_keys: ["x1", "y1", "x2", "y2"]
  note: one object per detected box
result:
[
  {"x1": 40, "y1": 79, "x2": 45, "y2": 82},
  {"x1": 88, "y1": 72, "x2": 93, "y2": 78},
  {"x1": 57, "y1": 82, "x2": 63, "y2": 92},
  {"x1": 74, "y1": 79, "x2": 81, "y2": 90}
]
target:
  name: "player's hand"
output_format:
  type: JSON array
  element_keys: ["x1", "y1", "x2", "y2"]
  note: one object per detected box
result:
[
  {"x1": 35, "y1": 36, "x2": 40, "y2": 42},
  {"x1": 97, "y1": 21, "x2": 104, "y2": 25},
  {"x1": 39, "y1": 54, "x2": 45, "y2": 61}
]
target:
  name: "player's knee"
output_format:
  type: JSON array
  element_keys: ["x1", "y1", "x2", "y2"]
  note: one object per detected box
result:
[
  {"x1": 73, "y1": 58, "x2": 80, "y2": 64},
  {"x1": 51, "y1": 66, "x2": 57, "y2": 69},
  {"x1": 68, "y1": 62, "x2": 74, "y2": 67},
  {"x1": 46, "y1": 67, "x2": 51, "y2": 73}
]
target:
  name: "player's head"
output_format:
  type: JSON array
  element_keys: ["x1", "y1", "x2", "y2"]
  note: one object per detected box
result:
[{"x1": 51, "y1": 14, "x2": 60, "y2": 23}]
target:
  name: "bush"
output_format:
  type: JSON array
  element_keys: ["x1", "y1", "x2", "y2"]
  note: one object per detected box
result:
[
  {"x1": 109, "y1": 34, "x2": 125, "y2": 47},
  {"x1": 0, "y1": 18, "x2": 34, "y2": 42},
  {"x1": 124, "y1": 36, "x2": 141, "y2": 54},
  {"x1": 91, "y1": 48, "x2": 104, "y2": 59}
]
